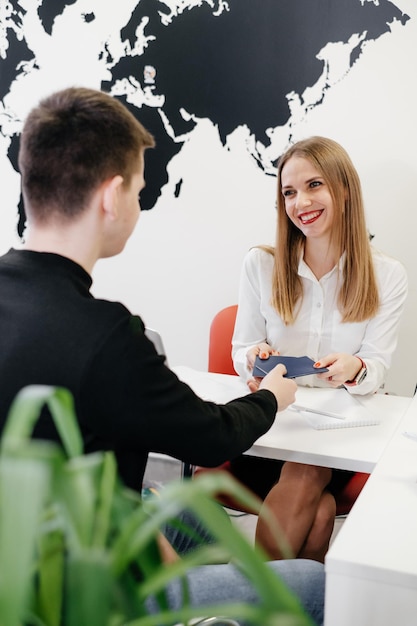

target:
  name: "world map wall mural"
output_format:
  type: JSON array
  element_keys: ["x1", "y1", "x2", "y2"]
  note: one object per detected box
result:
[
  {"x1": 0, "y1": 1, "x2": 416, "y2": 394},
  {"x1": 0, "y1": 0, "x2": 410, "y2": 223}
]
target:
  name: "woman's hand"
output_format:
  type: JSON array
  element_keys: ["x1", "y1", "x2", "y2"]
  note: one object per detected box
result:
[
  {"x1": 314, "y1": 353, "x2": 363, "y2": 387},
  {"x1": 245, "y1": 343, "x2": 280, "y2": 392},
  {"x1": 246, "y1": 343, "x2": 279, "y2": 372}
]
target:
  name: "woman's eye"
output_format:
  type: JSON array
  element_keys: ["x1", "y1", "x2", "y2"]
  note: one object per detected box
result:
[
  {"x1": 283, "y1": 189, "x2": 294, "y2": 197},
  {"x1": 310, "y1": 180, "x2": 322, "y2": 188}
]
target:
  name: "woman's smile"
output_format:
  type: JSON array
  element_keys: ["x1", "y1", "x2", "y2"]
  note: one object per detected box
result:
[{"x1": 298, "y1": 208, "x2": 324, "y2": 225}]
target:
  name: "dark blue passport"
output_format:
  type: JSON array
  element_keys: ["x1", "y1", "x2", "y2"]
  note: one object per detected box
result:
[{"x1": 253, "y1": 355, "x2": 328, "y2": 378}]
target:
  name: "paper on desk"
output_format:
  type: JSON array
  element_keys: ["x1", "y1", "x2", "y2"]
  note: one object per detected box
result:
[
  {"x1": 292, "y1": 387, "x2": 381, "y2": 430},
  {"x1": 172, "y1": 365, "x2": 249, "y2": 404}
]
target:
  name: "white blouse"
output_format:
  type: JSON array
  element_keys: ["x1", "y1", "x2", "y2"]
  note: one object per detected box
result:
[{"x1": 232, "y1": 246, "x2": 408, "y2": 395}]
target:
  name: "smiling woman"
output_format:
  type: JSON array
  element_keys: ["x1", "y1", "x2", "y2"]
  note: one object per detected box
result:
[
  {"x1": 272, "y1": 136, "x2": 380, "y2": 326},
  {"x1": 281, "y1": 155, "x2": 335, "y2": 260},
  {"x1": 231, "y1": 135, "x2": 408, "y2": 563}
]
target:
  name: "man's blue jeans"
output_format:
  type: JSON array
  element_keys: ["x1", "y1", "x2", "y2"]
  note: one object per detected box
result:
[{"x1": 153, "y1": 509, "x2": 325, "y2": 625}]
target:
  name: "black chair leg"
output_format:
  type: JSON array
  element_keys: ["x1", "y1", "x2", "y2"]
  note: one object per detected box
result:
[{"x1": 181, "y1": 462, "x2": 194, "y2": 479}]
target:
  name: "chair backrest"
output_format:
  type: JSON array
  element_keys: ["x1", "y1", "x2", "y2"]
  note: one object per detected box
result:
[
  {"x1": 208, "y1": 305, "x2": 238, "y2": 375},
  {"x1": 145, "y1": 327, "x2": 168, "y2": 365}
]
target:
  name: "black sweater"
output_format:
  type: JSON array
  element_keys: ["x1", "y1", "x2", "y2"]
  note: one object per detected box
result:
[{"x1": 0, "y1": 249, "x2": 277, "y2": 492}]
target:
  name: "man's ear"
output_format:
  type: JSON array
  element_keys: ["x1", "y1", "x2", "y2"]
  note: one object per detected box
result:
[{"x1": 102, "y1": 175, "x2": 124, "y2": 220}]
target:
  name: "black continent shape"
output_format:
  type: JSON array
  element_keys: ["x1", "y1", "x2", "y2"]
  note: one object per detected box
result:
[{"x1": 105, "y1": 0, "x2": 409, "y2": 209}]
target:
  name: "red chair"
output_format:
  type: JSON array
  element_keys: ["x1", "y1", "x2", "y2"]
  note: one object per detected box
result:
[
  {"x1": 208, "y1": 304, "x2": 239, "y2": 375},
  {"x1": 196, "y1": 304, "x2": 369, "y2": 516}
]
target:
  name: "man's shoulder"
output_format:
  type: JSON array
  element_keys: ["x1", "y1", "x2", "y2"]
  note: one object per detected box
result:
[{"x1": 90, "y1": 297, "x2": 143, "y2": 330}]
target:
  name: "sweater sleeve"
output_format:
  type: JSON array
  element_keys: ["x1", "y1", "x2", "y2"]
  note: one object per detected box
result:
[{"x1": 79, "y1": 314, "x2": 277, "y2": 467}]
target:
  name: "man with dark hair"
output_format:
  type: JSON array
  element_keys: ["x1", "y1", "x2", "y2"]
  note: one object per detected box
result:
[
  {"x1": 0, "y1": 87, "x2": 324, "y2": 624},
  {"x1": 18, "y1": 87, "x2": 155, "y2": 222}
]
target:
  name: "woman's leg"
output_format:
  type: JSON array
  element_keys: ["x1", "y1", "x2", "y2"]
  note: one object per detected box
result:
[
  {"x1": 255, "y1": 462, "x2": 334, "y2": 562},
  {"x1": 298, "y1": 490, "x2": 336, "y2": 562}
]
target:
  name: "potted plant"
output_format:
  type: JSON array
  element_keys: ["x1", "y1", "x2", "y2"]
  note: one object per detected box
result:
[{"x1": 0, "y1": 385, "x2": 314, "y2": 626}]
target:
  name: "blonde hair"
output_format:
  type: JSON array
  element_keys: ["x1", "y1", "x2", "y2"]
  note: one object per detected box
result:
[{"x1": 268, "y1": 136, "x2": 379, "y2": 324}]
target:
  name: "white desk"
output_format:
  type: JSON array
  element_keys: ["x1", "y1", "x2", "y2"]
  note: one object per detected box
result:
[
  {"x1": 173, "y1": 366, "x2": 411, "y2": 472},
  {"x1": 173, "y1": 366, "x2": 417, "y2": 625},
  {"x1": 324, "y1": 393, "x2": 417, "y2": 626}
]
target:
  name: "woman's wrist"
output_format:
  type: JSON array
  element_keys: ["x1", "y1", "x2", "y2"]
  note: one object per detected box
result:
[{"x1": 345, "y1": 357, "x2": 367, "y2": 386}]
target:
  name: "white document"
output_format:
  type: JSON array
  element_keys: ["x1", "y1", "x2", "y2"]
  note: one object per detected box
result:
[
  {"x1": 291, "y1": 387, "x2": 381, "y2": 430},
  {"x1": 172, "y1": 365, "x2": 249, "y2": 404}
]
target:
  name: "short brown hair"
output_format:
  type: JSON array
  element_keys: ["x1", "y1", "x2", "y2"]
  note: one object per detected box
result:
[{"x1": 18, "y1": 87, "x2": 155, "y2": 222}]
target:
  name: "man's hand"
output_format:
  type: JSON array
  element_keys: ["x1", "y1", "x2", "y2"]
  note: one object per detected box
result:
[{"x1": 259, "y1": 363, "x2": 297, "y2": 411}]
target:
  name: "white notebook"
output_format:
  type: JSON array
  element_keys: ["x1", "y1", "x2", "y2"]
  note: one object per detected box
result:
[{"x1": 290, "y1": 387, "x2": 381, "y2": 430}]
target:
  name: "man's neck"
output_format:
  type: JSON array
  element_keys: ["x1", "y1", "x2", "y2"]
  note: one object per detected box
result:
[{"x1": 23, "y1": 220, "x2": 100, "y2": 275}]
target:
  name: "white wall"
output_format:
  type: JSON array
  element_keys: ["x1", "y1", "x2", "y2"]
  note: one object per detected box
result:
[{"x1": 1, "y1": 0, "x2": 416, "y2": 396}]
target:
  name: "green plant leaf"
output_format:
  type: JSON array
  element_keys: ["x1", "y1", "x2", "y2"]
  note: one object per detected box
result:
[
  {"x1": 37, "y1": 525, "x2": 65, "y2": 626},
  {"x1": 125, "y1": 601, "x2": 306, "y2": 626},
  {"x1": 59, "y1": 452, "x2": 106, "y2": 549},
  {"x1": 148, "y1": 487, "x2": 301, "y2": 614},
  {"x1": 92, "y1": 452, "x2": 118, "y2": 549},
  {"x1": 2, "y1": 386, "x2": 83, "y2": 459},
  {"x1": 111, "y1": 475, "x2": 310, "y2": 624},
  {"x1": 47, "y1": 388, "x2": 84, "y2": 458},
  {"x1": 65, "y1": 550, "x2": 112, "y2": 626},
  {"x1": 0, "y1": 385, "x2": 316, "y2": 626},
  {"x1": 0, "y1": 452, "x2": 52, "y2": 626}
]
